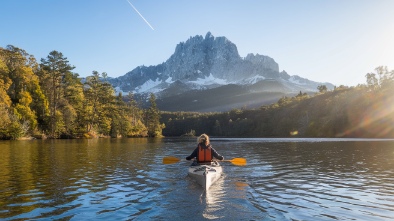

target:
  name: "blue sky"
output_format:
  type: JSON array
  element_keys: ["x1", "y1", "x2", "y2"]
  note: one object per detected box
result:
[{"x1": 1, "y1": 0, "x2": 394, "y2": 86}]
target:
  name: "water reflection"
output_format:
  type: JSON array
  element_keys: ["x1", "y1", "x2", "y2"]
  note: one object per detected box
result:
[
  {"x1": 202, "y1": 176, "x2": 225, "y2": 219},
  {"x1": 1, "y1": 139, "x2": 394, "y2": 220},
  {"x1": 239, "y1": 141, "x2": 394, "y2": 220},
  {"x1": 233, "y1": 180, "x2": 248, "y2": 189},
  {"x1": 0, "y1": 138, "x2": 164, "y2": 220}
]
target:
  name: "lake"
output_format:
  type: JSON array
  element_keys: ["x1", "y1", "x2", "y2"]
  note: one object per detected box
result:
[{"x1": 1, "y1": 138, "x2": 394, "y2": 220}]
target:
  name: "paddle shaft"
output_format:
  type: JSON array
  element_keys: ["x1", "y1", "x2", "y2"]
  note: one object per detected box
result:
[{"x1": 163, "y1": 156, "x2": 246, "y2": 166}]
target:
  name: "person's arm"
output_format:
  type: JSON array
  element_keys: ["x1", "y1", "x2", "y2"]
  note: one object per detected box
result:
[
  {"x1": 211, "y1": 147, "x2": 224, "y2": 160},
  {"x1": 186, "y1": 148, "x2": 198, "y2": 160}
]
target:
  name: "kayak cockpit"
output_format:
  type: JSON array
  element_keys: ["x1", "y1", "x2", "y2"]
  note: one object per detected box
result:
[{"x1": 188, "y1": 161, "x2": 223, "y2": 189}]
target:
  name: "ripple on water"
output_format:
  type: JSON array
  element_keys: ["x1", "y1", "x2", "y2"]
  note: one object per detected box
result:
[{"x1": 2, "y1": 139, "x2": 394, "y2": 220}]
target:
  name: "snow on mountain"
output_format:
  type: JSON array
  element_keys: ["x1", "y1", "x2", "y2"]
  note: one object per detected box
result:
[
  {"x1": 288, "y1": 75, "x2": 310, "y2": 85},
  {"x1": 108, "y1": 32, "x2": 334, "y2": 102},
  {"x1": 243, "y1": 75, "x2": 266, "y2": 84},
  {"x1": 189, "y1": 73, "x2": 229, "y2": 85},
  {"x1": 135, "y1": 78, "x2": 163, "y2": 93},
  {"x1": 165, "y1": 77, "x2": 174, "y2": 83}
]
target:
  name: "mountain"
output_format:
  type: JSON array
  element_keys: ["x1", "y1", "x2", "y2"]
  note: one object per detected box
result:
[{"x1": 108, "y1": 32, "x2": 334, "y2": 112}]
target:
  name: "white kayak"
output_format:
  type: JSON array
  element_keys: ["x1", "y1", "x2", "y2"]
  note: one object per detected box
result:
[{"x1": 188, "y1": 161, "x2": 223, "y2": 190}]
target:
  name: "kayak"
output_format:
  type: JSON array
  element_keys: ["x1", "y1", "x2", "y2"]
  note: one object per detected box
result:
[{"x1": 188, "y1": 161, "x2": 223, "y2": 190}]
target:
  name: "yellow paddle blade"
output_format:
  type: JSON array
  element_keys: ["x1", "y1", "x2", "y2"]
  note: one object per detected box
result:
[
  {"x1": 163, "y1": 156, "x2": 181, "y2": 164},
  {"x1": 225, "y1": 158, "x2": 247, "y2": 166}
]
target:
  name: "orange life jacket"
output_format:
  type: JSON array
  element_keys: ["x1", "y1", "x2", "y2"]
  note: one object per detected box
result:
[{"x1": 198, "y1": 144, "x2": 212, "y2": 163}]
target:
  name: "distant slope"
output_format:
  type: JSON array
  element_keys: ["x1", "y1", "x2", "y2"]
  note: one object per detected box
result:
[{"x1": 156, "y1": 84, "x2": 289, "y2": 112}]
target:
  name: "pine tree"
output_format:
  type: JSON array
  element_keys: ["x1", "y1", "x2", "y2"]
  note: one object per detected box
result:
[
  {"x1": 83, "y1": 71, "x2": 115, "y2": 136},
  {"x1": 40, "y1": 51, "x2": 75, "y2": 138},
  {"x1": 146, "y1": 93, "x2": 164, "y2": 137}
]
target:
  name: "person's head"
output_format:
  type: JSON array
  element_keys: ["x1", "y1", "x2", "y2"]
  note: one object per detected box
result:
[{"x1": 197, "y1": 134, "x2": 210, "y2": 145}]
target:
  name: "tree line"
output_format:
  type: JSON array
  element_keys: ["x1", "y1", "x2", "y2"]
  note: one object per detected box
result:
[
  {"x1": 2, "y1": 45, "x2": 393, "y2": 139},
  {"x1": 161, "y1": 66, "x2": 394, "y2": 138},
  {"x1": 0, "y1": 45, "x2": 163, "y2": 139}
]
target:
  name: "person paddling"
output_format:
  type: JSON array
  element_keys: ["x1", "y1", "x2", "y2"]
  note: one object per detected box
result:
[{"x1": 186, "y1": 134, "x2": 224, "y2": 164}]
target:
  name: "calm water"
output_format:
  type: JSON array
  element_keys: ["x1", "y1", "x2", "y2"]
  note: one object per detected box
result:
[{"x1": 1, "y1": 138, "x2": 394, "y2": 220}]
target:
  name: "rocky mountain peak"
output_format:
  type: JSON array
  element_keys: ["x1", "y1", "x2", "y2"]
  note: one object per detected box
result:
[
  {"x1": 109, "y1": 32, "x2": 334, "y2": 109},
  {"x1": 165, "y1": 32, "x2": 241, "y2": 81},
  {"x1": 205, "y1": 31, "x2": 214, "y2": 39},
  {"x1": 245, "y1": 53, "x2": 279, "y2": 72}
]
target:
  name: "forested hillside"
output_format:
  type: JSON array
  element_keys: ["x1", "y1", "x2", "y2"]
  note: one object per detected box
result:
[
  {"x1": 0, "y1": 45, "x2": 163, "y2": 139},
  {"x1": 2, "y1": 45, "x2": 393, "y2": 140},
  {"x1": 162, "y1": 67, "x2": 394, "y2": 138}
]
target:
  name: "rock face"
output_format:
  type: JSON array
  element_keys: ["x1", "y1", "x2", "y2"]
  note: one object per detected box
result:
[{"x1": 108, "y1": 32, "x2": 334, "y2": 111}]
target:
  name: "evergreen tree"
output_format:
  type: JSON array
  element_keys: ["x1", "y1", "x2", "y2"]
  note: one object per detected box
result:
[
  {"x1": 40, "y1": 51, "x2": 75, "y2": 138},
  {"x1": 126, "y1": 92, "x2": 147, "y2": 137},
  {"x1": 110, "y1": 92, "x2": 128, "y2": 138},
  {"x1": 146, "y1": 93, "x2": 164, "y2": 137},
  {"x1": 60, "y1": 71, "x2": 84, "y2": 137},
  {"x1": 365, "y1": 72, "x2": 378, "y2": 90},
  {"x1": 83, "y1": 71, "x2": 115, "y2": 136},
  {"x1": 317, "y1": 85, "x2": 328, "y2": 93}
]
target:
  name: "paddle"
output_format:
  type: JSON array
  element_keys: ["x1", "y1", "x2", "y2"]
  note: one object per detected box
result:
[
  {"x1": 162, "y1": 156, "x2": 246, "y2": 166},
  {"x1": 222, "y1": 158, "x2": 247, "y2": 166},
  {"x1": 162, "y1": 156, "x2": 181, "y2": 164}
]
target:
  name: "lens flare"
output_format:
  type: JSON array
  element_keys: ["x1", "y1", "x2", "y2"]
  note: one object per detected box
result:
[{"x1": 338, "y1": 91, "x2": 394, "y2": 137}]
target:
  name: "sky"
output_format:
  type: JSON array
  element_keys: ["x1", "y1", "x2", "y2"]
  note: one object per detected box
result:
[{"x1": 1, "y1": 0, "x2": 394, "y2": 86}]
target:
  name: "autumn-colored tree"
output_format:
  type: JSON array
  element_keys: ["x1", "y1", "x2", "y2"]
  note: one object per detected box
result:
[
  {"x1": 0, "y1": 51, "x2": 19, "y2": 139},
  {"x1": 0, "y1": 46, "x2": 49, "y2": 137}
]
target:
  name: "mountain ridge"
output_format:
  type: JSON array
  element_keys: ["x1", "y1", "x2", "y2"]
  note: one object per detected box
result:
[{"x1": 108, "y1": 32, "x2": 334, "y2": 111}]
